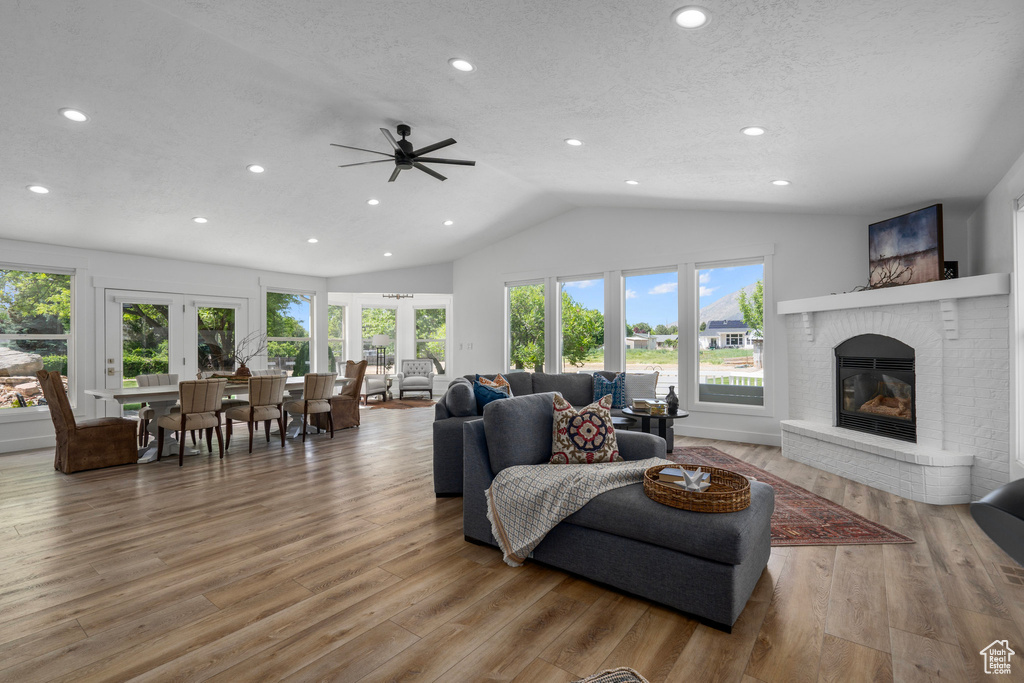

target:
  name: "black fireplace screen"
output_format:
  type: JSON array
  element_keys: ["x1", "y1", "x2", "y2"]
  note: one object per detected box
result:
[{"x1": 835, "y1": 334, "x2": 916, "y2": 442}]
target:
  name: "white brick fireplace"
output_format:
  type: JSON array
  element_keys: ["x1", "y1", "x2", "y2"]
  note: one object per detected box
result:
[{"x1": 779, "y1": 274, "x2": 1011, "y2": 504}]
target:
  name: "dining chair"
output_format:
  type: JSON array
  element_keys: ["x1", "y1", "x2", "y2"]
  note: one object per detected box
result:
[
  {"x1": 35, "y1": 370, "x2": 138, "y2": 473},
  {"x1": 156, "y1": 378, "x2": 227, "y2": 466},
  {"x1": 284, "y1": 373, "x2": 337, "y2": 442},
  {"x1": 135, "y1": 374, "x2": 179, "y2": 448},
  {"x1": 224, "y1": 375, "x2": 287, "y2": 453}
]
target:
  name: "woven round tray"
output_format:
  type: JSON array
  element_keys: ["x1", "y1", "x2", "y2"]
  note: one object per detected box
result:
[{"x1": 643, "y1": 464, "x2": 750, "y2": 513}]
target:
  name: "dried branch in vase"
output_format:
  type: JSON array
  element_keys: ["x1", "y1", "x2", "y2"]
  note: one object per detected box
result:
[{"x1": 230, "y1": 331, "x2": 268, "y2": 367}]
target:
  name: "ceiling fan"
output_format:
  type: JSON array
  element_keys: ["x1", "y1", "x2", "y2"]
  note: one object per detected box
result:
[{"x1": 331, "y1": 124, "x2": 476, "y2": 182}]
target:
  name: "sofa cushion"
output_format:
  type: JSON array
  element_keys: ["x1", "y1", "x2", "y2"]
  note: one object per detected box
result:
[
  {"x1": 471, "y1": 372, "x2": 534, "y2": 397},
  {"x1": 474, "y1": 379, "x2": 511, "y2": 413},
  {"x1": 623, "y1": 372, "x2": 659, "y2": 404},
  {"x1": 532, "y1": 372, "x2": 594, "y2": 407},
  {"x1": 445, "y1": 379, "x2": 477, "y2": 417},
  {"x1": 551, "y1": 394, "x2": 621, "y2": 464},
  {"x1": 593, "y1": 372, "x2": 626, "y2": 408},
  {"x1": 483, "y1": 392, "x2": 559, "y2": 474},
  {"x1": 563, "y1": 480, "x2": 774, "y2": 565}
]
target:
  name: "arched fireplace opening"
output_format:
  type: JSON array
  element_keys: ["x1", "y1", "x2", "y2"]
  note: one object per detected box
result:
[{"x1": 835, "y1": 334, "x2": 915, "y2": 442}]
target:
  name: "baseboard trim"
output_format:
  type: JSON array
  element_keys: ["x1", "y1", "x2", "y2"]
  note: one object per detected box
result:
[
  {"x1": 677, "y1": 425, "x2": 781, "y2": 447},
  {"x1": 0, "y1": 434, "x2": 55, "y2": 455}
]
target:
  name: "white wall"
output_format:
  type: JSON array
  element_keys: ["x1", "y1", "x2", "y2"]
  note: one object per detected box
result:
[
  {"x1": 1, "y1": 237, "x2": 328, "y2": 454},
  {"x1": 452, "y1": 206, "x2": 877, "y2": 445},
  {"x1": 326, "y1": 262, "x2": 453, "y2": 294}
]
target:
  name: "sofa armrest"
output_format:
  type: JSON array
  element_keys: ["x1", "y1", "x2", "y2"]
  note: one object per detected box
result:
[
  {"x1": 463, "y1": 419, "x2": 496, "y2": 544},
  {"x1": 434, "y1": 399, "x2": 452, "y2": 420},
  {"x1": 616, "y1": 430, "x2": 666, "y2": 461}
]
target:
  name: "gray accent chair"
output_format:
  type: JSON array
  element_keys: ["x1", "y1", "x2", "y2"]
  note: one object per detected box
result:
[
  {"x1": 462, "y1": 392, "x2": 774, "y2": 630},
  {"x1": 396, "y1": 359, "x2": 435, "y2": 399},
  {"x1": 432, "y1": 371, "x2": 669, "y2": 496}
]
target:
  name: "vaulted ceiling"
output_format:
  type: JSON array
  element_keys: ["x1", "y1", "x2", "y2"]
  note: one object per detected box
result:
[{"x1": 3, "y1": 0, "x2": 1024, "y2": 277}]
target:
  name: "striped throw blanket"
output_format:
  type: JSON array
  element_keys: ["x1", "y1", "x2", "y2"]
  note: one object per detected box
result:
[{"x1": 485, "y1": 457, "x2": 672, "y2": 567}]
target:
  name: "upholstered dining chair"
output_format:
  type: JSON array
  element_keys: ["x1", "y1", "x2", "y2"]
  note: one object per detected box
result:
[
  {"x1": 396, "y1": 359, "x2": 435, "y2": 399},
  {"x1": 35, "y1": 370, "x2": 138, "y2": 474},
  {"x1": 312, "y1": 361, "x2": 367, "y2": 431},
  {"x1": 224, "y1": 375, "x2": 287, "y2": 453},
  {"x1": 284, "y1": 373, "x2": 337, "y2": 442},
  {"x1": 135, "y1": 373, "x2": 178, "y2": 447},
  {"x1": 156, "y1": 378, "x2": 227, "y2": 466}
]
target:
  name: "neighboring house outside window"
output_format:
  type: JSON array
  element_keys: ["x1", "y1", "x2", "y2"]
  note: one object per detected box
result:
[{"x1": 0, "y1": 267, "x2": 73, "y2": 410}]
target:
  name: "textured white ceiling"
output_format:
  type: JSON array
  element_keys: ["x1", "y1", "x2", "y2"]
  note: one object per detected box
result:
[{"x1": 2, "y1": 0, "x2": 1024, "y2": 277}]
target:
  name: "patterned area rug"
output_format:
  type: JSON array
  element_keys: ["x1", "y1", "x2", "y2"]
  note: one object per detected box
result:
[
  {"x1": 669, "y1": 446, "x2": 914, "y2": 546},
  {"x1": 364, "y1": 398, "x2": 436, "y2": 410}
]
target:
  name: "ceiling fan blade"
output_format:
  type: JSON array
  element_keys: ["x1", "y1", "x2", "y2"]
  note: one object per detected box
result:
[
  {"x1": 388, "y1": 166, "x2": 403, "y2": 182},
  {"x1": 411, "y1": 138, "x2": 456, "y2": 157},
  {"x1": 330, "y1": 143, "x2": 394, "y2": 158},
  {"x1": 413, "y1": 162, "x2": 447, "y2": 181},
  {"x1": 415, "y1": 157, "x2": 476, "y2": 166},
  {"x1": 380, "y1": 128, "x2": 400, "y2": 151},
  {"x1": 338, "y1": 159, "x2": 392, "y2": 168}
]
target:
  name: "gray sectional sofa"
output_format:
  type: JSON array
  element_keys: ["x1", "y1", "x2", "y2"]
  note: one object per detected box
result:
[
  {"x1": 462, "y1": 392, "x2": 774, "y2": 629},
  {"x1": 432, "y1": 371, "x2": 670, "y2": 496}
]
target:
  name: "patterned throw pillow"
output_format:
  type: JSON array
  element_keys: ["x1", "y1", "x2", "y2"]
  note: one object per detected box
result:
[
  {"x1": 474, "y1": 376, "x2": 511, "y2": 414},
  {"x1": 622, "y1": 372, "x2": 659, "y2": 404},
  {"x1": 593, "y1": 373, "x2": 626, "y2": 408},
  {"x1": 477, "y1": 373, "x2": 513, "y2": 396},
  {"x1": 551, "y1": 394, "x2": 622, "y2": 464}
]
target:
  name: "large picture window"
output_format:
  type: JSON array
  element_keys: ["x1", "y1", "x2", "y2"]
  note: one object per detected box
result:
[
  {"x1": 415, "y1": 307, "x2": 446, "y2": 374},
  {"x1": 0, "y1": 267, "x2": 73, "y2": 410},
  {"x1": 327, "y1": 304, "x2": 345, "y2": 372},
  {"x1": 267, "y1": 291, "x2": 312, "y2": 376},
  {"x1": 624, "y1": 270, "x2": 677, "y2": 396},
  {"x1": 559, "y1": 278, "x2": 604, "y2": 372},
  {"x1": 362, "y1": 306, "x2": 396, "y2": 375},
  {"x1": 508, "y1": 282, "x2": 545, "y2": 373},
  {"x1": 696, "y1": 261, "x2": 764, "y2": 406}
]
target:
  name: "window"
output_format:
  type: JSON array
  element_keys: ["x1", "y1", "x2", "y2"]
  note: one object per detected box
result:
[
  {"x1": 0, "y1": 267, "x2": 73, "y2": 410},
  {"x1": 559, "y1": 277, "x2": 604, "y2": 372},
  {"x1": 624, "y1": 270, "x2": 677, "y2": 396},
  {"x1": 415, "y1": 307, "x2": 446, "y2": 374},
  {"x1": 267, "y1": 291, "x2": 312, "y2": 376},
  {"x1": 697, "y1": 261, "x2": 764, "y2": 406},
  {"x1": 327, "y1": 304, "x2": 345, "y2": 372},
  {"x1": 198, "y1": 306, "x2": 236, "y2": 373},
  {"x1": 508, "y1": 282, "x2": 545, "y2": 372},
  {"x1": 362, "y1": 306, "x2": 396, "y2": 375}
]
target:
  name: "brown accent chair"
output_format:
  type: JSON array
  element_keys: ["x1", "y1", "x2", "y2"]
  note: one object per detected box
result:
[
  {"x1": 35, "y1": 370, "x2": 137, "y2": 474},
  {"x1": 157, "y1": 378, "x2": 226, "y2": 466},
  {"x1": 224, "y1": 375, "x2": 287, "y2": 453},
  {"x1": 284, "y1": 373, "x2": 337, "y2": 442},
  {"x1": 312, "y1": 361, "x2": 368, "y2": 431}
]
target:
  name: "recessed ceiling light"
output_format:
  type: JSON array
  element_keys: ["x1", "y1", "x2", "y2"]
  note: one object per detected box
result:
[
  {"x1": 247, "y1": 164, "x2": 265, "y2": 173},
  {"x1": 443, "y1": 220, "x2": 454, "y2": 226},
  {"x1": 771, "y1": 179, "x2": 791, "y2": 186},
  {"x1": 192, "y1": 216, "x2": 208, "y2": 223},
  {"x1": 564, "y1": 138, "x2": 583, "y2": 146},
  {"x1": 307, "y1": 238, "x2": 318, "y2": 243},
  {"x1": 741, "y1": 126, "x2": 766, "y2": 136},
  {"x1": 367, "y1": 198, "x2": 380, "y2": 206},
  {"x1": 448, "y1": 58, "x2": 475, "y2": 72},
  {"x1": 59, "y1": 108, "x2": 88, "y2": 122},
  {"x1": 27, "y1": 185, "x2": 49, "y2": 194},
  {"x1": 625, "y1": 180, "x2": 640, "y2": 185},
  {"x1": 383, "y1": 252, "x2": 393, "y2": 257},
  {"x1": 672, "y1": 6, "x2": 710, "y2": 28}
]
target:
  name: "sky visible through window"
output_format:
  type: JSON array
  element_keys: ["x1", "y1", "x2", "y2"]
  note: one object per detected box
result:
[
  {"x1": 285, "y1": 298, "x2": 311, "y2": 334},
  {"x1": 698, "y1": 264, "x2": 763, "y2": 310}
]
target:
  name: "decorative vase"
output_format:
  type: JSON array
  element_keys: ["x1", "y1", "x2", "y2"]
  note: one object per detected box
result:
[
  {"x1": 666, "y1": 385, "x2": 679, "y2": 414},
  {"x1": 234, "y1": 364, "x2": 252, "y2": 378}
]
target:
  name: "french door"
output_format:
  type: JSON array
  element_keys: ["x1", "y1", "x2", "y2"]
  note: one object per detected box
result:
[{"x1": 104, "y1": 290, "x2": 248, "y2": 389}]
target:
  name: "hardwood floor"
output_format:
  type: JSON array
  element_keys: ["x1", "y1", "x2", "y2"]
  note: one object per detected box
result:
[{"x1": 0, "y1": 407, "x2": 1020, "y2": 682}]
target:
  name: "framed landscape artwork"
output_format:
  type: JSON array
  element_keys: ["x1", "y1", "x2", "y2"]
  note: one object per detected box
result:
[{"x1": 868, "y1": 204, "x2": 943, "y2": 288}]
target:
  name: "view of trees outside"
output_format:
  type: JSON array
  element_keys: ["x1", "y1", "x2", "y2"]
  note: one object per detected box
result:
[
  {"x1": 415, "y1": 308, "x2": 446, "y2": 374},
  {"x1": 0, "y1": 269, "x2": 72, "y2": 408},
  {"x1": 120, "y1": 303, "x2": 170, "y2": 386},
  {"x1": 508, "y1": 283, "x2": 545, "y2": 372},
  {"x1": 697, "y1": 262, "x2": 765, "y2": 405},
  {"x1": 624, "y1": 271, "x2": 678, "y2": 396},
  {"x1": 267, "y1": 291, "x2": 312, "y2": 376},
  {"x1": 327, "y1": 304, "x2": 345, "y2": 373},
  {"x1": 559, "y1": 279, "x2": 604, "y2": 372},
  {"x1": 197, "y1": 307, "x2": 236, "y2": 372},
  {"x1": 362, "y1": 307, "x2": 396, "y2": 375}
]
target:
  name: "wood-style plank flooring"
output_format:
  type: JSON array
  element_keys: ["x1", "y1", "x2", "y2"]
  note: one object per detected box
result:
[{"x1": 0, "y1": 406, "x2": 1021, "y2": 682}]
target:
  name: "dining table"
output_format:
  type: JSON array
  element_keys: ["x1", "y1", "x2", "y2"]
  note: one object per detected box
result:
[{"x1": 85, "y1": 375, "x2": 353, "y2": 463}]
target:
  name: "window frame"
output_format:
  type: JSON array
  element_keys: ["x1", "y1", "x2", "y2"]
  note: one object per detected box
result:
[
  {"x1": 327, "y1": 303, "x2": 345, "y2": 372},
  {"x1": 505, "y1": 279, "x2": 547, "y2": 374},
  {"x1": 361, "y1": 304, "x2": 398, "y2": 375},
  {"x1": 0, "y1": 264, "x2": 75, "y2": 419},
  {"x1": 413, "y1": 306, "x2": 447, "y2": 374},
  {"x1": 265, "y1": 288, "x2": 315, "y2": 375}
]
